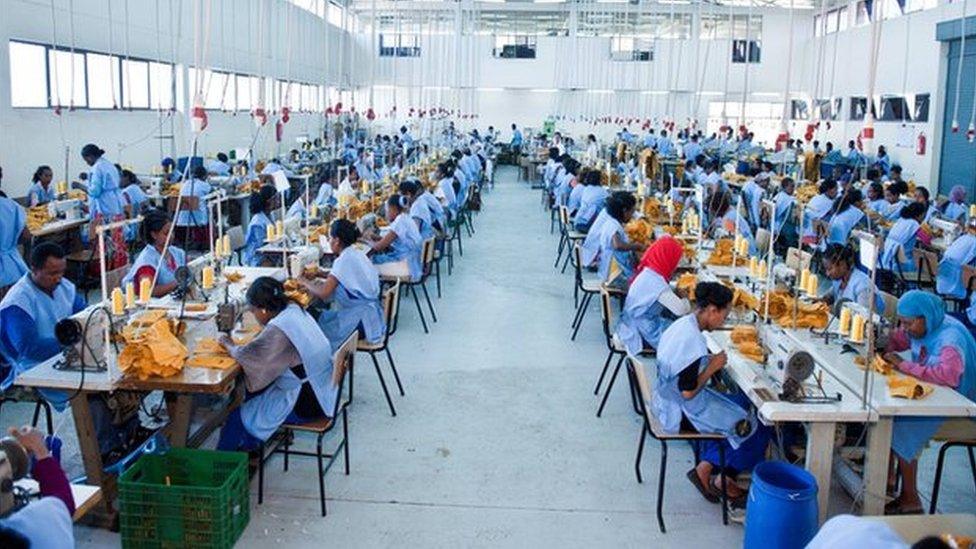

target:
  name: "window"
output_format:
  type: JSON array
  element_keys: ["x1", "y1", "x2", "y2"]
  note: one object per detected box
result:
[
  {"x1": 327, "y1": 1, "x2": 343, "y2": 27},
  {"x1": 148, "y1": 61, "x2": 173, "y2": 110},
  {"x1": 48, "y1": 48, "x2": 87, "y2": 108},
  {"x1": 8, "y1": 41, "x2": 47, "y2": 107},
  {"x1": 206, "y1": 71, "x2": 232, "y2": 110},
  {"x1": 849, "y1": 96, "x2": 877, "y2": 120},
  {"x1": 878, "y1": 95, "x2": 909, "y2": 121},
  {"x1": 913, "y1": 93, "x2": 930, "y2": 122},
  {"x1": 814, "y1": 98, "x2": 842, "y2": 121},
  {"x1": 236, "y1": 75, "x2": 255, "y2": 111},
  {"x1": 610, "y1": 37, "x2": 653, "y2": 61},
  {"x1": 379, "y1": 34, "x2": 421, "y2": 57},
  {"x1": 856, "y1": 0, "x2": 871, "y2": 26},
  {"x1": 707, "y1": 101, "x2": 782, "y2": 145},
  {"x1": 838, "y1": 7, "x2": 849, "y2": 31},
  {"x1": 493, "y1": 35, "x2": 537, "y2": 59},
  {"x1": 122, "y1": 59, "x2": 149, "y2": 109},
  {"x1": 732, "y1": 40, "x2": 760, "y2": 63},
  {"x1": 85, "y1": 53, "x2": 118, "y2": 109},
  {"x1": 790, "y1": 100, "x2": 810, "y2": 120}
]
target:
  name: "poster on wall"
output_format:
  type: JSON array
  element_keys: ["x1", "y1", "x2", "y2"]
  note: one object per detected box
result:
[{"x1": 895, "y1": 123, "x2": 915, "y2": 149}]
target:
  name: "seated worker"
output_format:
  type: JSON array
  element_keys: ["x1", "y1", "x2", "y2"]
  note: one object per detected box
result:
[
  {"x1": 313, "y1": 172, "x2": 337, "y2": 210},
  {"x1": 398, "y1": 179, "x2": 444, "y2": 240},
  {"x1": 336, "y1": 166, "x2": 359, "y2": 201},
  {"x1": 882, "y1": 291, "x2": 976, "y2": 515},
  {"x1": 573, "y1": 170, "x2": 609, "y2": 233},
  {"x1": 913, "y1": 186, "x2": 938, "y2": 224},
  {"x1": 616, "y1": 237, "x2": 690, "y2": 354},
  {"x1": 435, "y1": 162, "x2": 458, "y2": 217},
  {"x1": 881, "y1": 180, "x2": 909, "y2": 222},
  {"x1": 0, "y1": 426, "x2": 75, "y2": 549},
  {"x1": 936, "y1": 217, "x2": 976, "y2": 299},
  {"x1": 825, "y1": 189, "x2": 866, "y2": 246},
  {"x1": 770, "y1": 177, "x2": 797, "y2": 250},
  {"x1": 370, "y1": 194, "x2": 424, "y2": 282},
  {"x1": 880, "y1": 202, "x2": 929, "y2": 272},
  {"x1": 567, "y1": 171, "x2": 585, "y2": 215},
  {"x1": 123, "y1": 209, "x2": 186, "y2": 298},
  {"x1": 243, "y1": 186, "x2": 277, "y2": 267},
  {"x1": 0, "y1": 192, "x2": 28, "y2": 291},
  {"x1": 174, "y1": 165, "x2": 213, "y2": 246},
  {"x1": 941, "y1": 185, "x2": 969, "y2": 223},
  {"x1": 205, "y1": 152, "x2": 231, "y2": 176},
  {"x1": 740, "y1": 174, "x2": 767, "y2": 231},
  {"x1": 554, "y1": 158, "x2": 579, "y2": 208},
  {"x1": 653, "y1": 282, "x2": 770, "y2": 505},
  {"x1": 801, "y1": 179, "x2": 838, "y2": 245},
  {"x1": 28, "y1": 166, "x2": 56, "y2": 207},
  {"x1": 596, "y1": 192, "x2": 645, "y2": 284},
  {"x1": 120, "y1": 169, "x2": 149, "y2": 215},
  {"x1": 710, "y1": 190, "x2": 757, "y2": 256},
  {"x1": 807, "y1": 514, "x2": 944, "y2": 549},
  {"x1": 301, "y1": 220, "x2": 385, "y2": 351},
  {"x1": 819, "y1": 243, "x2": 885, "y2": 315},
  {"x1": 865, "y1": 181, "x2": 887, "y2": 216},
  {"x1": 217, "y1": 277, "x2": 337, "y2": 452},
  {"x1": 0, "y1": 244, "x2": 141, "y2": 457}
]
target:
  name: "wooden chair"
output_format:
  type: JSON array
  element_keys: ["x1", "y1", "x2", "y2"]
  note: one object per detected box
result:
[
  {"x1": 879, "y1": 290, "x2": 899, "y2": 324},
  {"x1": 570, "y1": 243, "x2": 602, "y2": 341},
  {"x1": 914, "y1": 248, "x2": 938, "y2": 291},
  {"x1": 355, "y1": 282, "x2": 403, "y2": 417},
  {"x1": 555, "y1": 206, "x2": 586, "y2": 274},
  {"x1": 595, "y1": 287, "x2": 640, "y2": 418},
  {"x1": 929, "y1": 418, "x2": 976, "y2": 514},
  {"x1": 226, "y1": 225, "x2": 245, "y2": 265},
  {"x1": 402, "y1": 238, "x2": 437, "y2": 334},
  {"x1": 628, "y1": 356, "x2": 729, "y2": 533},
  {"x1": 258, "y1": 331, "x2": 358, "y2": 517}
]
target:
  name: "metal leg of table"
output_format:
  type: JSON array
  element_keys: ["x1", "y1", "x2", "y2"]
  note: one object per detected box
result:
[
  {"x1": 806, "y1": 422, "x2": 836, "y2": 524},
  {"x1": 863, "y1": 417, "x2": 893, "y2": 516},
  {"x1": 70, "y1": 392, "x2": 116, "y2": 525},
  {"x1": 165, "y1": 393, "x2": 194, "y2": 448}
]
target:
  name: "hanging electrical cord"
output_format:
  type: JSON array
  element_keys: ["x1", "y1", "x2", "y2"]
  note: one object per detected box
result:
[
  {"x1": 861, "y1": 0, "x2": 886, "y2": 153},
  {"x1": 106, "y1": 0, "x2": 118, "y2": 108},
  {"x1": 739, "y1": 0, "x2": 754, "y2": 132},
  {"x1": 950, "y1": 0, "x2": 969, "y2": 133},
  {"x1": 720, "y1": 4, "x2": 732, "y2": 130},
  {"x1": 777, "y1": 0, "x2": 796, "y2": 150},
  {"x1": 809, "y1": 0, "x2": 828, "y2": 137},
  {"x1": 693, "y1": 0, "x2": 717, "y2": 131}
]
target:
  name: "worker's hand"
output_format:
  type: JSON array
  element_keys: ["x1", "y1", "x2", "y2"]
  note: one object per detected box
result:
[
  {"x1": 882, "y1": 352, "x2": 904, "y2": 367},
  {"x1": 709, "y1": 352, "x2": 728, "y2": 373},
  {"x1": 218, "y1": 334, "x2": 235, "y2": 351},
  {"x1": 8, "y1": 426, "x2": 49, "y2": 460}
]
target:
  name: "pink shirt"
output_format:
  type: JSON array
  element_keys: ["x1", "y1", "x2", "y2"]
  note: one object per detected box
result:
[{"x1": 888, "y1": 329, "x2": 964, "y2": 388}]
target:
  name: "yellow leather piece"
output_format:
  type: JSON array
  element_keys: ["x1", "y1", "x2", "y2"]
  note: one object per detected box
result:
[
  {"x1": 887, "y1": 374, "x2": 934, "y2": 400},
  {"x1": 118, "y1": 319, "x2": 188, "y2": 380},
  {"x1": 705, "y1": 239, "x2": 735, "y2": 267}
]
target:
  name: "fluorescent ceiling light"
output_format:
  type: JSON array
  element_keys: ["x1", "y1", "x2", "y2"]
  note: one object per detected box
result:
[
  {"x1": 641, "y1": 90, "x2": 668, "y2": 95},
  {"x1": 751, "y1": 92, "x2": 781, "y2": 97},
  {"x1": 529, "y1": 88, "x2": 558, "y2": 93},
  {"x1": 587, "y1": 89, "x2": 613, "y2": 94},
  {"x1": 697, "y1": 91, "x2": 723, "y2": 96},
  {"x1": 477, "y1": 87, "x2": 504, "y2": 92},
  {"x1": 534, "y1": 0, "x2": 566, "y2": 4}
]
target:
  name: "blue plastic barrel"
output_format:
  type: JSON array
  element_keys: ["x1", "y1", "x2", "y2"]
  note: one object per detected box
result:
[{"x1": 743, "y1": 461, "x2": 819, "y2": 549}]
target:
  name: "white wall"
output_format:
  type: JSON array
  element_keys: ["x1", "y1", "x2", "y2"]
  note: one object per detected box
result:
[{"x1": 0, "y1": 0, "x2": 366, "y2": 197}]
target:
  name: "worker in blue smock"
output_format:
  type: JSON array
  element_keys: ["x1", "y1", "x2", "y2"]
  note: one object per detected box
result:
[
  {"x1": 174, "y1": 166, "x2": 212, "y2": 247},
  {"x1": 880, "y1": 181, "x2": 909, "y2": 222},
  {"x1": 302, "y1": 220, "x2": 385, "y2": 351},
  {"x1": 941, "y1": 185, "x2": 969, "y2": 223},
  {"x1": 881, "y1": 291, "x2": 976, "y2": 514},
  {"x1": 936, "y1": 217, "x2": 976, "y2": 299},
  {"x1": 123, "y1": 210, "x2": 186, "y2": 298},
  {"x1": 653, "y1": 282, "x2": 769, "y2": 504},
  {"x1": 880, "y1": 202, "x2": 928, "y2": 272},
  {"x1": 314, "y1": 175, "x2": 337, "y2": 210},
  {"x1": 801, "y1": 179, "x2": 838, "y2": 245},
  {"x1": 682, "y1": 134, "x2": 702, "y2": 164},
  {"x1": 596, "y1": 192, "x2": 644, "y2": 284},
  {"x1": 656, "y1": 130, "x2": 674, "y2": 156},
  {"x1": 711, "y1": 191, "x2": 757, "y2": 256},
  {"x1": 371, "y1": 194, "x2": 424, "y2": 281},
  {"x1": 770, "y1": 177, "x2": 797, "y2": 249},
  {"x1": 27, "y1": 166, "x2": 56, "y2": 207},
  {"x1": 81, "y1": 143, "x2": 125, "y2": 218},
  {"x1": 510, "y1": 123, "x2": 523, "y2": 156},
  {"x1": 819, "y1": 243, "x2": 884, "y2": 315},
  {"x1": 399, "y1": 179, "x2": 436, "y2": 240},
  {"x1": 616, "y1": 237, "x2": 689, "y2": 354},
  {"x1": 216, "y1": 277, "x2": 337, "y2": 451},
  {"x1": 402, "y1": 178, "x2": 446, "y2": 233},
  {"x1": 825, "y1": 189, "x2": 866, "y2": 246},
  {"x1": 0, "y1": 193, "x2": 28, "y2": 291},
  {"x1": 807, "y1": 515, "x2": 911, "y2": 549},
  {"x1": 574, "y1": 171, "x2": 609, "y2": 233},
  {"x1": 740, "y1": 176, "x2": 767, "y2": 231},
  {"x1": 874, "y1": 145, "x2": 892, "y2": 177},
  {"x1": 243, "y1": 186, "x2": 277, "y2": 267},
  {"x1": 436, "y1": 162, "x2": 459, "y2": 217},
  {"x1": 865, "y1": 181, "x2": 887, "y2": 216},
  {"x1": 205, "y1": 152, "x2": 231, "y2": 176}
]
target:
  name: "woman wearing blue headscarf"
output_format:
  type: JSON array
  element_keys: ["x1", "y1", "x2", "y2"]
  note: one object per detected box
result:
[{"x1": 882, "y1": 290, "x2": 976, "y2": 514}]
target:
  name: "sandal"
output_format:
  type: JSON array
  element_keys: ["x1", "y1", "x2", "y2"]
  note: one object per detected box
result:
[
  {"x1": 884, "y1": 500, "x2": 923, "y2": 515},
  {"x1": 686, "y1": 469, "x2": 720, "y2": 504}
]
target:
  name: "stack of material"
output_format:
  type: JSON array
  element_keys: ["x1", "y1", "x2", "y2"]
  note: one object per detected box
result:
[
  {"x1": 676, "y1": 273, "x2": 697, "y2": 298},
  {"x1": 794, "y1": 184, "x2": 818, "y2": 205},
  {"x1": 855, "y1": 354, "x2": 934, "y2": 400},
  {"x1": 624, "y1": 218, "x2": 653, "y2": 246},
  {"x1": 283, "y1": 279, "x2": 312, "y2": 308},
  {"x1": 730, "y1": 325, "x2": 765, "y2": 363},
  {"x1": 26, "y1": 206, "x2": 52, "y2": 232},
  {"x1": 705, "y1": 239, "x2": 735, "y2": 266},
  {"x1": 756, "y1": 290, "x2": 829, "y2": 329},
  {"x1": 118, "y1": 316, "x2": 188, "y2": 380}
]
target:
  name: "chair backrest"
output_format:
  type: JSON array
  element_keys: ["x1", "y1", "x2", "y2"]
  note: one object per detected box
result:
[
  {"x1": 573, "y1": 243, "x2": 584, "y2": 286},
  {"x1": 755, "y1": 228, "x2": 771, "y2": 253},
  {"x1": 104, "y1": 263, "x2": 130, "y2": 291},
  {"x1": 421, "y1": 238, "x2": 436, "y2": 267},
  {"x1": 599, "y1": 287, "x2": 616, "y2": 347},
  {"x1": 226, "y1": 225, "x2": 245, "y2": 251},
  {"x1": 916, "y1": 249, "x2": 939, "y2": 277},
  {"x1": 880, "y1": 290, "x2": 898, "y2": 323},
  {"x1": 386, "y1": 280, "x2": 403, "y2": 337},
  {"x1": 331, "y1": 331, "x2": 359, "y2": 412},
  {"x1": 626, "y1": 355, "x2": 664, "y2": 436},
  {"x1": 559, "y1": 205, "x2": 569, "y2": 226}
]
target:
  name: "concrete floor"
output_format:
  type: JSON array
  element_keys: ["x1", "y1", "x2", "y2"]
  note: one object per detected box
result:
[{"x1": 4, "y1": 166, "x2": 973, "y2": 547}]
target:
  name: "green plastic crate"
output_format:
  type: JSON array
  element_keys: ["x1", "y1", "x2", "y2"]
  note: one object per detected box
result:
[{"x1": 118, "y1": 448, "x2": 249, "y2": 549}]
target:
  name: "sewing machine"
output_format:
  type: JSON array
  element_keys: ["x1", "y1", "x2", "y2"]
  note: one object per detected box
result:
[
  {"x1": 47, "y1": 199, "x2": 83, "y2": 221},
  {"x1": 930, "y1": 217, "x2": 961, "y2": 244},
  {"x1": 759, "y1": 324, "x2": 840, "y2": 403}
]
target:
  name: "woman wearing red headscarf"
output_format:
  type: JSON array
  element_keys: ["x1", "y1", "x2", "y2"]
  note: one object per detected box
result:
[{"x1": 617, "y1": 236, "x2": 691, "y2": 355}]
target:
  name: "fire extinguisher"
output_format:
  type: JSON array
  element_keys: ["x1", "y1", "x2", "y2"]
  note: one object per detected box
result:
[{"x1": 916, "y1": 131, "x2": 926, "y2": 156}]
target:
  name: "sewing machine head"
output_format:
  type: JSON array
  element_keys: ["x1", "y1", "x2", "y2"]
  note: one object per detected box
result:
[
  {"x1": 930, "y1": 217, "x2": 960, "y2": 243},
  {"x1": 47, "y1": 199, "x2": 82, "y2": 221},
  {"x1": 759, "y1": 324, "x2": 815, "y2": 399}
]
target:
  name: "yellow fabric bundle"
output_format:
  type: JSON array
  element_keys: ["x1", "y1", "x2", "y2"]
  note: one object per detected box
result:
[
  {"x1": 624, "y1": 218, "x2": 653, "y2": 246},
  {"x1": 775, "y1": 301, "x2": 830, "y2": 329},
  {"x1": 283, "y1": 279, "x2": 312, "y2": 308},
  {"x1": 676, "y1": 273, "x2": 697, "y2": 299},
  {"x1": 682, "y1": 242, "x2": 697, "y2": 262},
  {"x1": 794, "y1": 184, "x2": 818, "y2": 205},
  {"x1": 118, "y1": 319, "x2": 188, "y2": 380},
  {"x1": 223, "y1": 271, "x2": 245, "y2": 283},
  {"x1": 706, "y1": 239, "x2": 735, "y2": 266},
  {"x1": 66, "y1": 189, "x2": 87, "y2": 201},
  {"x1": 26, "y1": 206, "x2": 52, "y2": 232},
  {"x1": 162, "y1": 183, "x2": 182, "y2": 197},
  {"x1": 733, "y1": 287, "x2": 760, "y2": 311},
  {"x1": 730, "y1": 325, "x2": 765, "y2": 362},
  {"x1": 185, "y1": 335, "x2": 251, "y2": 370},
  {"x1": 887, "y1": 374, "x2": 934, "y2": 400},
  {"x1": 642, "y1": 197, "x2": 662, "y2": 220},
  {"x1": 238, "y1": 180, "x2": 262, "y2": 194},
  {"x1": 855, "y1": 354, "x2": 893, "y2": 376},
  {"x1": 660, "y1": 225, "x2": 680, "y2": 236}
]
